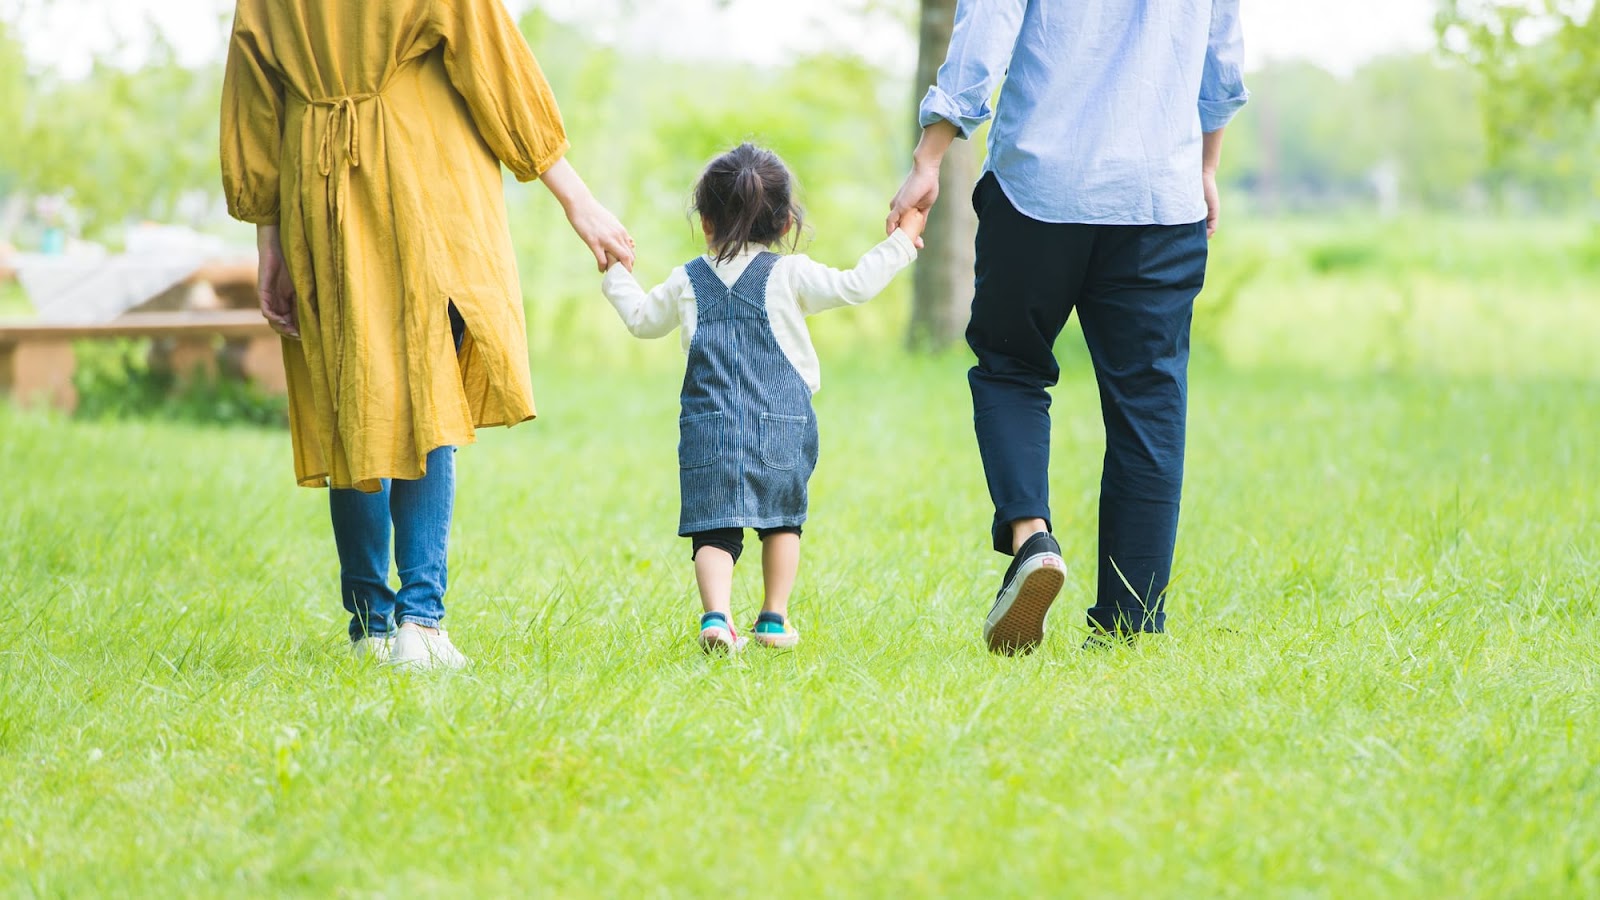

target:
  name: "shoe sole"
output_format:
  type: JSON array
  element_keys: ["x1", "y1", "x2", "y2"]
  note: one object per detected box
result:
[
  {"x1": 985, "y1": 553, "x2": 1065, "y2": 656},
  {"x1": 699, "y1": 628, "x2": 745, "y2": 655},
  {"x1": 751, "y1": 632, "x2": 799, "y2": 650},
  {"x1": 386, "y1": 655, "x2": 468, "y2": 671}
]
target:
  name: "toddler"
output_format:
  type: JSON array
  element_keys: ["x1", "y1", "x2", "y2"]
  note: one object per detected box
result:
[{"x1": 602, "y1": 143, "x2": 926, "y2": 652}]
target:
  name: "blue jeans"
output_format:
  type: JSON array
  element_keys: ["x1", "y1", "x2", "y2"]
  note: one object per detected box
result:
[
  {"x1": 329, "y1": 445, "x2": 456, "y2": 641},
  {"x1": 967, "y1": 173, "x2": 1208, "y2": 634}
]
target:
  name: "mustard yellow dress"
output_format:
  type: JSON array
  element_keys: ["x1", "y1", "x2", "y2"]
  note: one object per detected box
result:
[{"x1": 221, "y1": 0, "x2": 568, "y2": 491}]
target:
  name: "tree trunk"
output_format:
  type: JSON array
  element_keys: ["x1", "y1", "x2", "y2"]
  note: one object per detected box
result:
[{"x1": 906, "y1": 0, "x2": 978, "y2": 352}]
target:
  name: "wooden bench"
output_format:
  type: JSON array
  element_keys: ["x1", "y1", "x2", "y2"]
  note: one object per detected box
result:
[{"x1": 0, "y1": 309, "x2": 285, "y2": 412}]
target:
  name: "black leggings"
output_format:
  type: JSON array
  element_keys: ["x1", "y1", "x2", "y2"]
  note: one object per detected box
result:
[
  {"x1": 689, "y1": 526, "x2": 802, "y2": 565},
  {"x1": 449, "y1": 302, "x2": 466, "y2": 349}
]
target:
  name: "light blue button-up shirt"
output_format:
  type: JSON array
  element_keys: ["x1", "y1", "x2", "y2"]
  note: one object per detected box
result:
[{"x1": 920, "y1": 0, "x2": 1249, "y2": 226}]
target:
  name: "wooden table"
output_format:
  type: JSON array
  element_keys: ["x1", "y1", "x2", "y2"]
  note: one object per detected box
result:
[{"x1": 0, "y1": 309, "x2": 285, "y2": 413}]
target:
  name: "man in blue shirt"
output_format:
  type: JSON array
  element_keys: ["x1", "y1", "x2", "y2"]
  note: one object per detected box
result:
[{"x1": 889, "y1": 0, "x2": 1248, "y2": 653}]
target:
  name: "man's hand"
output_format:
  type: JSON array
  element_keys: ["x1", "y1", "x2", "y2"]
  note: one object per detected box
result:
[
  {"x1": 256, "y1": 224, "x2": 299, "y2": 340},
  {"x1": 1203, "y1": 169, "x2": 1220, "y2": 239},
  {"x1": 887, "y1": 166, "x2": 939, "y2": 248},
  {"x1": 887, "y1": 120, "x2": 959, "y2": 246},
  {"x1": 1201, "y1": 127, "x2": 1226, "y2": 239}
]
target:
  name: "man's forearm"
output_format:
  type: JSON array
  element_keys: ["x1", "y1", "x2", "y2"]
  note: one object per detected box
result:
[
  {"x1": 913, "y1": 120, "x2": 961, "y2": 171},
  {"x1": 1202, "y1": 127, "x2": 1226, "y2": 174}
]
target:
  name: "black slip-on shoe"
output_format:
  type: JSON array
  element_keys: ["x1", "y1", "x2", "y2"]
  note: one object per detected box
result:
[
  {"x1": 984, "y1": 531, "x2": 1065, "y2": 655},
  {"x1": 1082, "y1": 630, "x2": 1139, "y2": 652}
]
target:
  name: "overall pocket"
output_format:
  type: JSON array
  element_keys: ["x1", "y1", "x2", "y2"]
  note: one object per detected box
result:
[
  {"x1": 678, "y1": 411, "x2": 724, "y2": 469},
  {"x1": 759, "y1": 413, "x2": 809, "y2": 471}
]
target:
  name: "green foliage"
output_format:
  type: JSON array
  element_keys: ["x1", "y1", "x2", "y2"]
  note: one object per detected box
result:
[
  {"x1": 1220, "y1": 52, "x2": 1595, "y2": 211},
  {"x1": 0, "y1": 3, "x2": 1591, "y2": 252},
  {"x1": 1305, "y1": 238, "x2": 1384, "y2": 274},
  {"x1": 509, "y1": 12, "x2": 912, "y2": 359},
  {"x1": 0, "y1": 19, "x2": 28, "y2": 197},
  {"x1": 1356, "y1": 55, "x2": 1495, "y2": 206},
  {"x1": 482, "y1": 209, "x2": 1600, "y2": 381},
  {"x1": 0, "y1": 278, "x2": 29, "y2": 316},
  {"x1": 1201, "y1": 216, "x2": 1600, "y2": 377},
  {"x1": 0, "y1": 30, "x2": 223, "y2": 239},
  {"x1": 1438, "y1": 1, "x2": 1600, "y2": 177},
  {"x1": 70, "y1": 338, "x2": 288, "y2": 427}
]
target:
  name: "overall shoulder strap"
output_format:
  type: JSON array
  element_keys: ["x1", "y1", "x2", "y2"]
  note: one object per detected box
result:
[
  {"x1": 729, "y1": 251, "x2": 781, "y2": 298},
  {"x1": 684, "y1": 257, "x2": 727, "y2": 309}
]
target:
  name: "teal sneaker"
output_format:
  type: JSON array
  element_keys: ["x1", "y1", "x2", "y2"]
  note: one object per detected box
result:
[
  {"x1": 698, "y1": 612, "x2": 747, "y2": 655},
  {"x1": 751, "y1": 611, "x2": 800, "y2": 649}
]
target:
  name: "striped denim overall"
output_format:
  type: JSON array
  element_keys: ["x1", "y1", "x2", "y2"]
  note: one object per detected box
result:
[{"x1": 677, "y1": 252, "x2": 820, "y2": 536}]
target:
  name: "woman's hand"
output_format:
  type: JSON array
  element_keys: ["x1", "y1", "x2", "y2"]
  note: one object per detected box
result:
[
  {"x1": 539, "y1": 158, "x2": 635, "y2": 272},
  {"x1": 567, "y1": 198, "x2": 635, "y2": 273},
  {"x1": 256, "y1": 224, "x2": 299, "y2": 339}
]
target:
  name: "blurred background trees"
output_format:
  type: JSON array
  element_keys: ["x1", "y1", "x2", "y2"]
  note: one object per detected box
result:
[
  {"x1": 0, "y1": 0, "x2": 1596, "y2": 344},
  {"x1": 1438, "y1": 1, "x2": 1600, "y2": 168},
  {"x1": 906, "y1": 0, "x2": 975, "y2": 351}
]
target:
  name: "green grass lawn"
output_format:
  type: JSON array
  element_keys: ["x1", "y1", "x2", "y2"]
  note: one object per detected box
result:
[{"x1": 3, "y1": 353, "x2": 1598, "y2": 896}]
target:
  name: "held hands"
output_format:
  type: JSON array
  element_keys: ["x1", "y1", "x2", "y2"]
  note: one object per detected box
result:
[
  {"x1": 887, "y1": 122, "x2": 957, "y2": 249},
  {"x1": 567, "y1": 197, "x2": 635, "y2": 273},
  {"x1": 538, "y1": 158, "x2": 636, "y2": 273},
  {"x1": 896, "y1": 206, "x2": 929, "y2": 247},
  {"x1": 255, "y1": 224, "x2": 299, "y2": 340},
  {"x1": 886, "y1": 163, "x2": 938, "y2": 250}
]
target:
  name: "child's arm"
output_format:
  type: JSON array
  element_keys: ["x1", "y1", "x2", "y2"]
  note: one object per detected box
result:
[
  {"x1": 602, "y1": 262, "x2": 688, "y2": 338},
  {"x1": 792, "y1": 218, "x2": 923, "y2": 316}
]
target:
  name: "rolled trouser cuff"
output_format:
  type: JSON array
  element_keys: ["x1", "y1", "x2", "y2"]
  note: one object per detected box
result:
[{"x1": 990, "y1": 501, "x2": 1052, "y2": 555}]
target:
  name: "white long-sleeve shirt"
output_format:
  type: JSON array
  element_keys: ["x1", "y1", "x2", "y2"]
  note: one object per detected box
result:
[{"x1": 601, "y1": 230, "x2": 918, "y2": 394}]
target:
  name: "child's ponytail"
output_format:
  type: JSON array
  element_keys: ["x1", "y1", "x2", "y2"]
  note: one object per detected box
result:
[
  {"x1": 723, "y1": 166, "x2": 767, "y2": 263},
  {"x1": 693, "y1": 143, "x2": 804, "y2": 264}
]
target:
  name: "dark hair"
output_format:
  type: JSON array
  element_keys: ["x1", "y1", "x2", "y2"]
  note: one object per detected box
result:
[{"x1": 692, "y1": 143, "x2": 804, "y2": 264}]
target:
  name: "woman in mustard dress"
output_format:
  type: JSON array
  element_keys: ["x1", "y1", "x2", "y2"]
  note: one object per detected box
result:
[{"x1": 221, "y1": 0, "x2": 633, "y2": 669}]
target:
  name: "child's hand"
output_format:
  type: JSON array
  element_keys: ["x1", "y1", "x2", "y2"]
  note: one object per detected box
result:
[
  {"x1": 604, "y1": 249, "x2": 634, "y2": 273},
  {"x1": 896, "y1": 207, "x2": 928, "y2": 249}
]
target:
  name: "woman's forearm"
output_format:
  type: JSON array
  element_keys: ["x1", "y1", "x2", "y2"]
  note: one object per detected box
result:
[
  {"x1": 540, "y1": 156, "x2": 635, "y2": 271},
  {"x1": 537, "y1": 157, "x2": 593, "y2": 213}
]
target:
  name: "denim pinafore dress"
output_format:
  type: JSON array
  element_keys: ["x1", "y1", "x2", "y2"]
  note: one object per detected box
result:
[{"x1": 677, "y1": 252, "x2": 819, "y2": 536}]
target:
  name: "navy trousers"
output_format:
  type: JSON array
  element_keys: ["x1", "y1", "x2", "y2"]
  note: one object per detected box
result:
[{"x1": 967, "y1": 173, "x2": 1208, "y2": 634}]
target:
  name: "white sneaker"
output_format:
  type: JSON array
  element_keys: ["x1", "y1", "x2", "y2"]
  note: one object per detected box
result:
[
  {"x1": 389, "y1": 624, "x2": 469, "y2": 671},
  {"x1": 350, "y1": 635, "x2": 393, "y2": 663}
]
